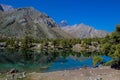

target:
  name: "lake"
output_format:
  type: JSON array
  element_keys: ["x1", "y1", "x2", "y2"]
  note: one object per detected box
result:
[{"x1": 0, "y1": 49, "x2": 112, "y2": 73}]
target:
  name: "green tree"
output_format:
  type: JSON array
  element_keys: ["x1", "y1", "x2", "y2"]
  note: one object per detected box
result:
[
  {"x1": 51, "y1": 39, "x2": 58, "y2": 48},
  {"x1": 6, "y1": 38, "x2": 15, "y2": 47},
  {"x1": 116, "y1": 24, "x2": 120, "y2": 32},
  {"x1": 100, "y1": 25, "x2": 120, "y2": 69},
  {"x1": 21, "y1": 36, "x2": 32, "y2": 49},
  {"x1": 101, "y1": 43, "x2": 111, "y2": 55},
  {"x1": 40, "y1": 43, "x2": 44, "y2": 51},
  {"x1": 13, "y1": 41, "x2": 19, "y2": 49},
  {"x1": 113, "y1": 44, "x2": 120, "y2": 59}
]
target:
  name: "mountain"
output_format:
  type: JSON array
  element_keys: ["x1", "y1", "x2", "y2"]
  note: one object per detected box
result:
[
  {"x1": 0, "y1": 4, "x2": 109, "y2": 39},
  {"x1": 0, "y1": 4, "x2": 14, "y2": 12},
  {"x1": 0, "y1": 5, "x2": 72, "y2": 39},
  {"x1": 58, "y1": 20, "x2": 68, "y2": 27},
  {"x1": 62, "y1": 23, "x2": 109, "y2": 39}
]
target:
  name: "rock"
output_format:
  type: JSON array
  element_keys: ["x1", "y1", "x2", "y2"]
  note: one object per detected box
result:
[
  {"x1": 22, "y1": 72, "x2": 26, "y2": 78},
  {"x1": 9, "y1": 68, "x2": 19, "y2": 74}
]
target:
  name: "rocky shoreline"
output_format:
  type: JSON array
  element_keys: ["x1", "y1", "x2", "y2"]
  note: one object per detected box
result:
[
  {"x1": 27, "y1": 66, "x2": 120, "y2": 80},
  {"x1": 0, "y1": 66, "x2": 120, "y2": 80},
  {"x1": 0, "y1": 68, "x2": 26, "y2": 80}
]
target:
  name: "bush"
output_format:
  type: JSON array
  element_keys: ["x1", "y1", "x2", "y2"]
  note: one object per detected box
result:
[
  {"x1": 93, "y1": 56, "x2": 104, "y2": 66},
  {"x1": 105, "y1": 60, "x2": 114, "y2": 66}
]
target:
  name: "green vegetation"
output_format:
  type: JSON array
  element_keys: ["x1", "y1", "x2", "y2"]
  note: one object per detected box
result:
[
  {"x1": 0, "y1": 74, "x2": 6, "y2": 78},
  {"x1": 116, "y1": 24, "x2": 120, "y2": 32},
  {"x1": 100, "y1": 25, "x2": 120, "y2": 69},
  {"x1": 105, "y1": 60, "x2": 114, "y2": 66},
  {"x1": 21, "y1": 36, "x2": 33, "y2": 49},
  {"x1": 93, "y1": 56, "x2": 104, "y2": 66}
]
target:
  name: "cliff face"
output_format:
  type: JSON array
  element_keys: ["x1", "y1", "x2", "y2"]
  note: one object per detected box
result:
[
  {"x1": 0, "y1": 5, "x2": 72, "y2": 39},
  {"x1": 62, "y1": 23, "x2": 109, "y2": 39}
]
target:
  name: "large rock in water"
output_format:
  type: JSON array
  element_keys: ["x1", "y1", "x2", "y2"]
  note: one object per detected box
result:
[
  {"x1": 62, "y1": 23, "x2": 109, "y2": 39},
  {"x1": 0, "y1": 5, "x2": 72, "y2": 39}
]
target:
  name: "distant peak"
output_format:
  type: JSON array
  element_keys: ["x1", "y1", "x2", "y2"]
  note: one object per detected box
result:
[
  {"x1": 0, "y1": 4, "x2": 14, "y2": 12},
  {"x1": 78, "y1": 23, "x2": 86, "y2": 26},
  {"x1": 59, "y1": 20, "x2": 68, "y2": 27},
  {"x1": 62, "y1": 23, "x2": 109, "y2": 39}
]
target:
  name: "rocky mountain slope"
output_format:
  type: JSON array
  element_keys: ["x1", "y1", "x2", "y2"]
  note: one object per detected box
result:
[
  {"x1": 62, "y1": 23, "x2": 109, "y2": 39},
  {"x1": 0, "y1": 4, "x2": 72, "y2": 39}
]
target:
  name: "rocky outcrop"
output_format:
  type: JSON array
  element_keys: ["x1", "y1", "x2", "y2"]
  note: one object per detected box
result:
[{"x1": 62, "y1": 23, "x2": 109, "y2": 39}]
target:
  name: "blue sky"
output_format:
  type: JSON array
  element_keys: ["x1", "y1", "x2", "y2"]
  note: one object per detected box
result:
[{"x1": 0, "y1": 0, "x2": 120, "y2": 32}]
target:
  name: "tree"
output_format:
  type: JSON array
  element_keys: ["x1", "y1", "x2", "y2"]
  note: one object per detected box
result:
[
  {"x1": 113, "y1": 44, "x2": 120, "y2": 59},
  {"x1": 51, "y1": 39, "x2": 58, "y2": 48},
  {"x1": 40, "y1": 43, "x2": 44, "y2": 51},
  {"x1": 82, "y1": 38, "x2": 92, "y2": 45},
  {"x1": 100, "y1": 25, "x2": 120, "y2": 69},
  {"x1": 6, "y1": 38, "x2": 15, "y2": 47},
  {"x1": 116, "y1": 24, "x2": 120, "y2": 32},
  {"x1": 101, "y1": 43, "x2": 111, "y2": 55},
  {"x1": 13, "y1": 41, "x2": 19, "y2": 49},
  {"x1": 21, "y1": 36, "x2": 32, "y2": 49}
]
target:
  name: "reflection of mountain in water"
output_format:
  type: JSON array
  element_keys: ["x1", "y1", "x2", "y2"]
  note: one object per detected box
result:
[
  {"x1": 0, "y1": 50, "x2": 53, "y2": 64},
  {"x1": 0, "y1": 49, "x2": 57, "y2": 72},
  {"x1": 0, "y1": 49, "x2": 112, "y2": 72}
]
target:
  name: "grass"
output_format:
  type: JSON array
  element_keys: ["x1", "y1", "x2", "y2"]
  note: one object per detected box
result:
[{"x1": 0, "y1": 74, "x2": 6, "y2": 78}]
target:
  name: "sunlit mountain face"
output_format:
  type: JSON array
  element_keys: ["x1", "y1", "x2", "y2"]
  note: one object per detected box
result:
[{"x1": 61, "y1": 23, "x2": 109, "y2": 39}]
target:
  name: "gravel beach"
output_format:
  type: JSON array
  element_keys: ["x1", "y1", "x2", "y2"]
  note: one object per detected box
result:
[{"x1": 27, "y1": 66, "x2": 120, "y2": 80}]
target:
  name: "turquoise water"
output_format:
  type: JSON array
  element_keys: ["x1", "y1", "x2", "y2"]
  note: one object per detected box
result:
[{"x1": 0, "y1": 49, "x2": 112, "y2": 72}]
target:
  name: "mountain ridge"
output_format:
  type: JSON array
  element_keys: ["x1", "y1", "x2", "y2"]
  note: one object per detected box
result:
[{"x1": 61, "y1": 23, "x2": 109, "y2": 39}]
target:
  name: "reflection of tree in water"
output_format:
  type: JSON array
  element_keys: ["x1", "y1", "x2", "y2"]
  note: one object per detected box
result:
[
  {"x1": 20, "y1": 50, "x2": 65, "y2": 65},
  {"x1": 0, "y1": 49, "x2": 94, "y2": 64},
  {"x1": 0, "y1": 49, "x2": 101, "y2": 72},
  {"x1": 0, "y1": 49, "x2": 20, "y2": 64},
  {"x1": 21, "y1": 50, "x2": 33, "y2": 61}
]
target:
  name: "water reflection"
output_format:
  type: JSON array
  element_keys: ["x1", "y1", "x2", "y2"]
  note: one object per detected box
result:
[{"x1": 0, "y1": 49, "x2": 111, "y2": 73}]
